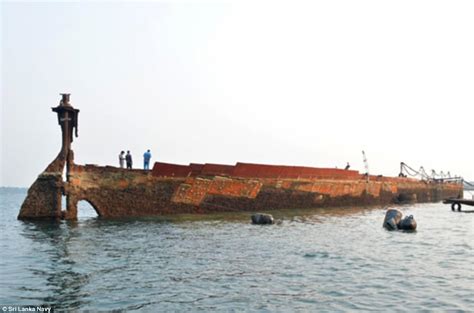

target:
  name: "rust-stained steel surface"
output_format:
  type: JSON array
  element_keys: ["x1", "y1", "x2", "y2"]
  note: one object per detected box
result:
[{"x1": 18, "y1": 95, "x2": 464, "y2": 220}]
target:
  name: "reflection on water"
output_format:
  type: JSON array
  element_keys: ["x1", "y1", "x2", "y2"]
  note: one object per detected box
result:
[
  {"x1": 1, "y1": 188, "x2": 473, "y2": 311},
  {"x1": 20, "y1": 221, "x2": 91, "y2": 309}
]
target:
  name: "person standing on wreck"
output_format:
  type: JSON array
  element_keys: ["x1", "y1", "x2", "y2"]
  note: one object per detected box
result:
[
  {"x1": 119, "y1": 151, "x2": 125, "y2": 168},
  {"x1": 143, "y1": 149, "x2": 152, "y2": 170},
  {"x1": 126, "y1": 151, "x2": 133, "y2": 169}
]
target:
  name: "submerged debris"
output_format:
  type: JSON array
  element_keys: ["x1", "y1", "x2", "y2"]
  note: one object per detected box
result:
[
  {"x1": 398, "y1": 215, "x2": 417, "y2": 231},
  {"x1": 251, "y1": 213, "x2": 274, "y2": 225},
  {"x1": 383, "y1": 209, "x2": 403, "y2": 230},
  {"x1": 383, "y1": 209, "x2": 417, "y2": 231}
]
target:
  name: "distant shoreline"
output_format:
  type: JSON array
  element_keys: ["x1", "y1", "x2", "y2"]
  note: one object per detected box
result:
[{"x1": 0, "y1": 186, "x2": 27, "y2": 190}]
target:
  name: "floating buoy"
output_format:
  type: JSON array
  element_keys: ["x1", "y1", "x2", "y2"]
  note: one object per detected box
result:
[{"x1": 451, "y1": 202, "x2": 462, "y2": 211}]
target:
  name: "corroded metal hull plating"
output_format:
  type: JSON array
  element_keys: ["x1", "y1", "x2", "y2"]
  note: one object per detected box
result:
[
  {"x1": 19, "y1": 161, "x2": 463, "y2": 219},
  {"x1": 17, "y1": 95, "x2": 463, "y2": 219}
]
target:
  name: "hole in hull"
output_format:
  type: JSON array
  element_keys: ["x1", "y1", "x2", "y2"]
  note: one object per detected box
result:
[
  {"x1": 61, "y1": 195, "x2": 66, "y2": 211},
  {"x1": 62, "y1": 165, "x2": 67, "y2": 182},
  {"x1": 78, "y1": 200, "x2": 99, "y2": 219}
]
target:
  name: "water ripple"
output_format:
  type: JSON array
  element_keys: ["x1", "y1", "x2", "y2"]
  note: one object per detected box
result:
[{"x1": 1, "y1": 190, "x2": 473, "y2": 311}]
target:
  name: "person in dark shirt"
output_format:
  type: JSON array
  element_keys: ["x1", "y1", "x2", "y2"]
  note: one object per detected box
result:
[
  {"x1": 344, "y1": 162, "x2": 350, "y2": 170},
  {"x1": 126, "y1": 151, "x2": 133, "y2": 169}
]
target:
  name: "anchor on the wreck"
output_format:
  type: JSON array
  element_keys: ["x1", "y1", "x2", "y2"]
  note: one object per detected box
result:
[{"x1": 18, "y1": 94, "x2": 79, "y2": 220}]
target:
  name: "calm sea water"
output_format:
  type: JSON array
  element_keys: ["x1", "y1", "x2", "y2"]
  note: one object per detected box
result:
[{"x1": 1, "y1": 188, "x2": 473, "y2": 312}]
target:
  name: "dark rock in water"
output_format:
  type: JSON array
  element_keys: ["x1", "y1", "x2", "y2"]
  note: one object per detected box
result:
[
  {"x1": 383, "y1": 209, "x2": 403, "y2": 230},
  {"x1": 251, "y1": 213, "x2": 274, "y2": 225},
  {"x1": 398, "y1": 215, "x2": 417, "y2": 231}
]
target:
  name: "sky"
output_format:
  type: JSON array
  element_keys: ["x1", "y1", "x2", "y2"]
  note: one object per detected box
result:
[{"x1": 1, "y1": 1, "x2": 473, "y2": 187}]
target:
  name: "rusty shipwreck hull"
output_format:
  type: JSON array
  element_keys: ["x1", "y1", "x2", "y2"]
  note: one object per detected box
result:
[
  {"x1": 19, "y1": 160, "x2": 463, "y2": 219},
  {"x1": 18, "y1": 95, "x2": 463, "y2": 220}
]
